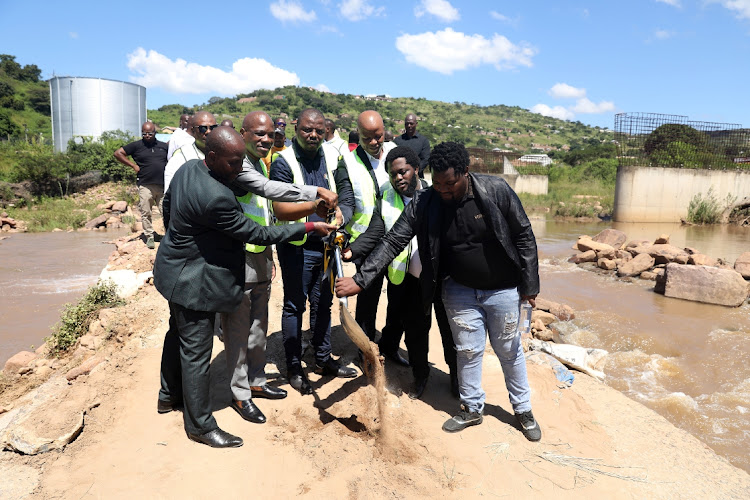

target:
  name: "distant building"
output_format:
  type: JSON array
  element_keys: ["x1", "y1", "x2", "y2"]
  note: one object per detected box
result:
[{"x1": 518, "y1": 154, "x2": 552, "y2": 166}]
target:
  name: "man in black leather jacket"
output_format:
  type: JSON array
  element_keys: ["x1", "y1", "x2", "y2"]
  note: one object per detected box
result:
[{"x1": 336, "y1": 141, "x2": 542, "y2": 441}]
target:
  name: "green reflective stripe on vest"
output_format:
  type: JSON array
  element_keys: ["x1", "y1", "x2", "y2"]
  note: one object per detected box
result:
[
  {"x1": 274, "y1": 145, "x2": 338, "y2": 246},
  {"x1": 381, "y1": 183, "x2": 410, "y2": 285},
  {"x1": 344, "y1": 153, "x2": 377, "y2": 242},
  {"x1": 236, "y1": 170, "x2": 271, "y2": 253}
]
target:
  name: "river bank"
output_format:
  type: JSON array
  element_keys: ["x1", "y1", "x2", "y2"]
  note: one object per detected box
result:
[{"x1": 1, "y1": 232, "x2": 749, "y2": 498}]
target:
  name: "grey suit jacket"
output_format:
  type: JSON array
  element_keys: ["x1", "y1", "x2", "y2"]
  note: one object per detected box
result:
[{"x1": 154, "y1": 159, "x2": 306, "y2": 313}]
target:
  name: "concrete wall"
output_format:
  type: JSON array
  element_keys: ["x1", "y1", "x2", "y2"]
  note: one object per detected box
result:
[
  {"x1": 497, "y1": 174, "x2": 549, "y2": 195},
  {"x1": 613, "y1": 165, "x2": 750, "y2": 222}
]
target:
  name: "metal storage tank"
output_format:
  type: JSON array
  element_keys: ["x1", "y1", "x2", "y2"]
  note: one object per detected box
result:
[{"x1": 49, "y1": 76, "x2": 146, "y2": 152}]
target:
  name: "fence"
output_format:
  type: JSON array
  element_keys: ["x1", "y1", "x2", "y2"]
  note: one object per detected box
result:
[
  {"x1": 614, "y1": 112, "x2": 750, "y2": 170},
  {"x1": 465, "y1": 147, "x2": 550, "y2": 175}
]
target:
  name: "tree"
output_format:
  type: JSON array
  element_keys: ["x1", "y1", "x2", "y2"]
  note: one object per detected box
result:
[
  {"x1": 27, "y1": 87, "x2": 50, "y2": 114},
  {"x1": 0, "y1": 54, "x2": 21, "y2": 79},
  {"x1": 0, "y1": 109, "x2": 20, "y2": 137},
  {"x1": 19, "y1": 64, "x2": 41, "y2": 82},
  {"x1": 644, "y1": 124, "x2": 707, "y2": 157}
]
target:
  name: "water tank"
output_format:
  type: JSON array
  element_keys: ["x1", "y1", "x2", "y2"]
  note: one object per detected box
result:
[{"x1": 49, "y1": 77, "x2": 146, "y2": 152}]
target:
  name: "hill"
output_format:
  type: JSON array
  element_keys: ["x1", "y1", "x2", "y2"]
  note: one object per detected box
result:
[
  {"x1": 148, "y1": 86, "x2": 613, "y2": 154},
  {"x1": 0, "y1": 55, "x2": 51, "y2": 141}
]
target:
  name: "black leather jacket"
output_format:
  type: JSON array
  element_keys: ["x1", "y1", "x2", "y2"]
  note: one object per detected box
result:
[{"x1": 353, "y1": 173, "x2": 539, "y2": 313}]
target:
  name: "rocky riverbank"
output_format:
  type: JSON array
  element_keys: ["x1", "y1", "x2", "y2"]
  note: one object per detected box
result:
[{"x1": 1, "y1": 232, "x2": 749, "y2": 498}]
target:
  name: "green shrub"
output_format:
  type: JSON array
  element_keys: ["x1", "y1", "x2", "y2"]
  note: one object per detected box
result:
[
  {"x1": 686, "y1": 188, "x2": 725, "y2": 224},
  {"x1": 46, "y1": 279, "x2": 123, "y2": 355}
]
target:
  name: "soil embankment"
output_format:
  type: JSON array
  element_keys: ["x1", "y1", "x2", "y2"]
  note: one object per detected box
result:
[{"x1": 1, "y1": 236, "x2": 749, "y2": 499}]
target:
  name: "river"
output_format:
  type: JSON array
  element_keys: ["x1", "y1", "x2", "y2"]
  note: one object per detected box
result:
[{"x1": 0, "y1": 221, "x2": 748, "y2": 473}]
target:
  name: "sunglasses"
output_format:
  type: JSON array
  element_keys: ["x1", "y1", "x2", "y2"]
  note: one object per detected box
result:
[
  {"x1": 276, "y1": 122, "x2": 287, "y2": 127},
  {"x1": 195, "y1": 124, "x2": 219, "y2": 134},
  {"x1": 142, "y1": 132, "x2": 155, "y2": 136}
]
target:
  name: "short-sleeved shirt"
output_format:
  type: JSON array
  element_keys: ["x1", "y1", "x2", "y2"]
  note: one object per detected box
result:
[{"x1": 122, "y1": 139, "x2": 169, "y2": 186}]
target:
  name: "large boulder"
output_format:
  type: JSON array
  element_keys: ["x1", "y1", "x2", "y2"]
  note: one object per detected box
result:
[
  {"x1": 617, "y1": 253, "x2": 655, "y2": 277},
  {"x1": 3, "y1": 351, "x2": 37, "y2": 375},
  {"x1": 735, "y1": 252, "x2": 750, "y2": 279},
  {"x1": 663, "y1": 263, "x2": 749, "y2": 307},
  {"x1": 632, "y1": 243, "x2": 690, "y2": 264},
  {"x1": 111, "y1": 200, "x2": 128, "y2": 212},
  {"x1": 569, "y1": 250, "x2": 596, "y2": 264},
  {"x1": 592, "y1": 228, "x2": 627, "y2": 250},
  {"x1": 654, "y1": 234, "x2": 670, "y2": 244},
  {"x1": 576, "y1": 235, "x2": 615, "y2": 254},
  {"x1": 689, "y1": 254, "x2": 718, "y2": 267},
  {"x1": 84, "y1": 213, "x2": 110, "y2": 229},
  {"x1": 598, "y1": 258, "x2": 616, "y2": 270}
]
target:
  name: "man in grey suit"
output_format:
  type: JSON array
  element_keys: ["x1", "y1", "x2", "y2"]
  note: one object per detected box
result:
[{"x1": 154, "y1": 127, "x2": 334, "y2": 448}]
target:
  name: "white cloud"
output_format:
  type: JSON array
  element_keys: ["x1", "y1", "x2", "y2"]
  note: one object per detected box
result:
[
  {"x1": 713, "y1": 0, "x2": 750, "y2": 19},
  {"x1": 395, "y1": 28, "x2": 535, "y2": 74},
  {"x1": 126, "y1": 48, "x2": 300, "y2": 95},
  {"x1": 655, "y1": 0, "x2": 681, "y2": 7},
  {"x1": 69, "y1": 32, "x2": 78, "y2": 39},
  {"x1": 548, "y1": 83, "x2": 586, "y2": 99},
  {"x1": 339, "y1": 0, "x2": 385, "y2": 21},
  {"x1": 415, "y1": 0, "x2": 460, "y2": 22},
  {"x1": 490, "y1": 11, "x2": 510, "y2": 22},
  {"x1": 530, "y1": 104, "x2": 575, "y2": 121},
  {"x1": 313, "y1": 83, "x2": 330, "y2": 92},
  {"x1": 270, "y1": 0, "x2": 317, "y2": 23},
  {"x1": 571, "y1": 97, "x2": 615, "y2": 114},
  {"x1": 654, "y1": 29, "x2": 674, "y2": 39}
]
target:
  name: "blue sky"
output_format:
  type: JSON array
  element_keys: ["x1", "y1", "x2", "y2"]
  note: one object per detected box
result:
[{"x1": 3, "y1": 0, "x2": 750, "y2": 128}]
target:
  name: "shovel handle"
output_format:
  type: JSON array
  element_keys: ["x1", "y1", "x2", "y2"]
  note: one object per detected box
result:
[{"x1": 333, "y1": 246, "x2": 348, "y2": 308}]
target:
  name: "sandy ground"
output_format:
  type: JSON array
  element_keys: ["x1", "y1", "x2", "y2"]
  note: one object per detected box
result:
[{"x1": 2, "y1": 248, "x2": 750, "y2": 499}]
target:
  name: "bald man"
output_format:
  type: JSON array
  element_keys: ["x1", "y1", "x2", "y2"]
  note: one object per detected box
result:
[
  {"x1": 221, "y1": 119, "x2": 235, "y2": 129},
  {"x1": 338, "y1": 110, "x2": 405, "y2": 365},
  {"x1": 324, "y1": 118, "x2": 348, "y2": 154},
  {"x1": 220, "y1": 111, "x2": 338, "y2": 424},
  {"x1": 167, "y1": 114, "x2": 192, "y2": 160},
  {"x1": 155, "y1": 127, "x2": 335, "y2": 447},
  {"x1": 114, "y1": 121, "x2": 168, "y2": 249},
  {"x1": 394, "y1": 113, "x2": 430, "y2": 178},
  {"x1": 164, "y1": 111, "x2": 217, "y2": 193}
]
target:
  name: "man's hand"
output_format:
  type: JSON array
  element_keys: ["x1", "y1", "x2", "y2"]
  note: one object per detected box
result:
[
  {"x1": 314, "y1": 199, "x2": 329, "y2": 219},
  {"x1": 341, "y1": 247, "x2": 353, "y2": 261},
  {"x1": 521, "y1": 294, "x2": 537, "y2": 308},
  {"x1": 271, "y1": 261, "x2": 276, "y2": 282},
  {"x1": 335, "y1": 277, "x2": 362, "y2": 297},
  {"x1": 311, "y1": 221, "x2": 337, "y2": 236},
  {"x1": 334, "y1": 206, "x2": 343, "y2": 227},
  {"x1": 316, "y1": 187, "x2": 338, "y2": 209}
]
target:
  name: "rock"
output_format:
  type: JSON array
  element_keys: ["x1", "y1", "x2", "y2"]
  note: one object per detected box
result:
[
  {"x1": 569, "y1": 250, "x2": 597, "y2": 264},
  {"x1": 689, "y1": 254, "x2": 718, "y2": 267},
  {"x1": 65, "y1": 356, "x2": 105, "y2": 381},
  {"x1": 637, "y1": 244, "x2": 690, "y2": 264},
  {"x1": 595, "y1": 247, "x2": 615, "y2": 260},
  {"x1": 673, "y1": 254, "x2": 689, "y2": 265},
  {"x1": 35, "y1": 366, "x2": 53, "y2": 379},
  {"x1": 654, "y1": 270, "x2": 667, "y2": 294},
  {"x1": 52, "y1": 228, "x2": 63, "y2": 232},
  {"x1": 84, "y1": 213, "x2": 110, "y2": 229},
  {"x1": 663, "y1": 263, "x2": 749, "y2": 307},
  {"x1": 531, "y1": 310, "x2": 557, "y2": 326},
  {"x1": 533, "y1": 327, "x2": 555, "y2": 342},
  {"x1": 35, "y1": 344, "x2": 49, "y2": 356},
  {"x1": 78, "y1": 334, "x2": 102, "y2": 350},
  {"x1": 549, "y1": 303, "x2": 575, "y2": 321},
  {"x1": 640, "y1": 271, "x2": 657, "y2": 280},
  {"x1": 97, "y1": 201, "x2": 116, "y2": 211},
  {"x1": 615, "y1": 249, "x2": 632, "y2": 261},
  {"x1": 105, "y1": 215, "x2": 122, "y2": 228},
  {"x1": 592, "y1": 228, "x2": 627, "y2": 249},
  {"x1": 597, "y1": 258, "x2": 617, "y2": 271},
  {"x1": 533, "y1": 298, "x2": 555, "y2": 312},
  {"x1": 528, "y1": 339, "x2": 608, "y2": 380},
  {"x1": 88, "y1": 319, "x2": 106, "y2": 337},
  {"x1": 116, "y1": 239, "x2": 144, "y2": 256},
  {"x1": 626, "y1": 239, "x2": 650, "y2": 250},
  {"x1": 3, "y1": 351, "x2": 38, "y2": 375},
  {"x1": 99, "y1": 269, "x2": 153, "y2": 298},
  {"x1": 684, "y1": 246, "x2": 700, "y2": 255},
  {"x1": 111, "y1": 200, "x2": 128, "y2": 212},
  {"x1": 734, "y1": 252, "x2": 750, "y2": 279},
  {"x1": 576, "y1": 235, "x2": 615, "y2": 254},
  {"x1": 654, "y1": 234, "x2": 670, "y2": 244},
  {"x1": 0, "y1": 463, "x2": 40, "y2": 498},
  {"x1": 617, "y1": 253, "x2": 655, "y2": 277}
]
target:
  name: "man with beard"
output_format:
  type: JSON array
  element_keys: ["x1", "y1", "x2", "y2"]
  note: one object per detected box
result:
[
  {"x1": 336, "y1": 141, "x2": 542, "y2": 441},
  {"x1": 270, "y1": 108, "x2": 356, "y2": 395},
  {"x1": 114, "y1": 121, "x2": 168, "y2": 249},
  {"x1": 221, "y1": 111, "x2": 338, "y2": 424},
  {"x1": 344, "y1": 146, "x2": 433, "y2": 399},
  {"x1": 394, "y1": 113, "x2": 430, "y2": 178}
]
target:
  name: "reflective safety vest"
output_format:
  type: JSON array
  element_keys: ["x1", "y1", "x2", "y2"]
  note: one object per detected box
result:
[
  {"x1": 344, "y1": 141, "x2": 397, "y2": 243},
  {"x1": 236, "y1": 158, "x2": 270, "y2": 253},
  {"x1": 273, "y1": 143, "x2": 339, "y2": 246},
  {"x1": 380, "y1": 183, "x2": 410, "y2": 285}
]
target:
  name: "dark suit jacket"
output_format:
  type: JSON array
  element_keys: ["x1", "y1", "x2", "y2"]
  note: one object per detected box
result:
[{"x1": 154, "y1": 159, "x2": 306, "y2": 313}]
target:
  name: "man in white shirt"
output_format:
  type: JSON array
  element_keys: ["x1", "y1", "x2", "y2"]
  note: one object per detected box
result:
[
  {"x1": 324, "y1": 118, "x2": 348, "y2": 154},
  {"x1": 164, "y1": 111, "x2": 217, "y2": 193},
  {"x1": 167, "y1": 114, "x2": 192, "y2": 160}
]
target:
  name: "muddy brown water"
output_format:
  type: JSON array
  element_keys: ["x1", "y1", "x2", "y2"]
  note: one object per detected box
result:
[
  {"x1": 0, "y1": 230, "x2": 127, "y2": 367},
  {"x1": 1, "y1": 220, "x2": 748, "y2": 473}
]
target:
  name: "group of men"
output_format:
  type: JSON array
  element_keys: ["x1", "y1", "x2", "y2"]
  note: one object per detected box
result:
[{"x1": 116, "y1": 107, "x2": 542, "y2": 448}]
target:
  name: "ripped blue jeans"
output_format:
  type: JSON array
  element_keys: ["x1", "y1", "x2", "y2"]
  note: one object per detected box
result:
[{"x1": 442, "y1": 278, "x2": 531, "y2": 415}]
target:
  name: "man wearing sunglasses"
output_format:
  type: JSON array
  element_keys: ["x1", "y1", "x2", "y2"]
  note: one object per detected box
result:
[
  {"x1": 114, "y1": 121, "x2": 169, "y2": 249},
  {"x1": 274, "y1": 118, "x2": 292, "y2": 147},
  {"x1": 164, "y1": 111, "x2": 218, "y2": 193}
]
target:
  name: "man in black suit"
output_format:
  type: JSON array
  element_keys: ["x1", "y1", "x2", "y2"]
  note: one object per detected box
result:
[{"x1": 154, "y1": 127, "x2": 334, "y2": 448}]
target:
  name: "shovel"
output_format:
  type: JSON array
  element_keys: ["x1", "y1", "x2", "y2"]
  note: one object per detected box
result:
[{"x1": 326, "y1": 231, "x2": 384, "y2": 379}]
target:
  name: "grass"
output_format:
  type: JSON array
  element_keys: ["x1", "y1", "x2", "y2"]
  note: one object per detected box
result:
[
  {"x1": 4, "y1": 196, "x2": 101, "y2": 231},
  {"x1": 45, "y1": 279, "x2": 123, "y2": 356},
  {"x1": 686, "y1": 187, "x2": 733, "y2": 224}
]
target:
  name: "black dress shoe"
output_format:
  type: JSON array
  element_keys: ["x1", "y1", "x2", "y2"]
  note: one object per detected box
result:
[
  {"x1": 251, "y1": 384, "x2": 288, "y2": 400},
  {"x1": 288, "y1": 369, "x2": 313, "y2": 395},
  {"x1": 314, "y1": 357, "x2": 357, "y2": 378},
  {"x1": 408, "y1": 376, "x2": 429, "y2": 400},
  {"x1": 157, "y1": 398, "x2": 182, "y2": 414},
  {"x1": 230, "y1": 399, "x2": 266, "y2": 424},
  {"x1": 382, "y1": 350, "x2": 410, "y2": 367},
  {"x1": 187, "y1": 428, "x2": 243, "y2": 448}
]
